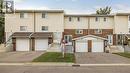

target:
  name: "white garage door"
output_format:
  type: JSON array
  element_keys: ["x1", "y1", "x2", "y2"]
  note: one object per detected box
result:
[
  {"x1": 92, "y1": 40, "x2": 104, "y2": 52},
  {"x1": 35, "y1": 39, "x2": 48, "y2": 51},
  {"x1": 76, "y1": 41, "x2": 88, "y2": 52},
  {"x1": 16, "y1": 38, "x2": 30, "y2": 51}
]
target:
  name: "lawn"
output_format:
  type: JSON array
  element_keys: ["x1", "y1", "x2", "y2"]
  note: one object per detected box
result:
[
  {"x1": 33, "y1": 52, "x2": 75, "y2": 62},
  {"x1": 114, "y1": 52, "x2": 130, "y2": 58}
]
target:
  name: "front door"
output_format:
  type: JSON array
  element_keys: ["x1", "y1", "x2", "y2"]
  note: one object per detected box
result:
[
  {"x1": 107, "y1": 35, "x2": 113, "y2": 45},
  {"x1": 64, "y1": 35, "x2": 72, "y2": 45}
]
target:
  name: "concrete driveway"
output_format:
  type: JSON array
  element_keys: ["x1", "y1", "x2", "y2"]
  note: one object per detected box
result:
[
  {"x1": 0, "y1": 51, "x2": 44, "y2": 63},
  {"x1": 75, "y1": 53, "x2": 130, "y2": 64}
]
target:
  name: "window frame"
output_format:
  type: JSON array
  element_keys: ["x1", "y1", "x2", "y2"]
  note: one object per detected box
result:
[
  {"x1": 104, "y1": 17, "x2": 107, "y2": 22},
  {"x1": 64, "y1": 35, "x2": 72, "y2": 43},
  {"x1": 20, "y1": 12, "x2": 28, "y2": 18},
  {"x1": 41, "y1": 26, "x2": 48, "y2": 31},
  {"x1": 95, "y1": 17, "x2": 99, "y2": 22},
  {"x1": 20, "y1": 12, "x2": 24, "y2": 18},
  {"x1": 69, "y1": 17, "x2": 72, "y2": 22},
  {"x1": 129, "y1": 16, "x2": 130, "y2": 21},
  {"x1": 20, "y1": 26, "x2": 27, "y2": 31},
  {"x1": 42, "y1": 13, "x2": 46, "y2": 18},
  {"x1": 77, "y1": 17, "x2": 80, "y2": 21}
]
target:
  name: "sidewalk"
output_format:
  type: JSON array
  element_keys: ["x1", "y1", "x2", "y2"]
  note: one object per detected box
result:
[{"x1": 1, "y1": 62, "x2": 130, "y2": 67}]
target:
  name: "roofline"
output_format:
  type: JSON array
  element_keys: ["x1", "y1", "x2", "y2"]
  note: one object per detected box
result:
[
  {"x1": 65, "y1": 14, "x2": 114, "y2": 17},
  {"x1": 15, "y1": 9, "x2": 64, "y2": 13},
  {"x1": 116, "y1": 13, "x2": 130, "y2": 16},
  {"x1": 13, "y1": 9, "x2": 130, "y2": 16},
  {"x1": 72, "y1": 35, "x2": 107, "y2": 40}
]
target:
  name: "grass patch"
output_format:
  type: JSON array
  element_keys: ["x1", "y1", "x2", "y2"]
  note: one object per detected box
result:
[
  {"x1": 114, "y1": 52, "x2": 130, "y2": 58},
  {"x1": 33, "y1": 52, "x2": 75, "y2": 62}
]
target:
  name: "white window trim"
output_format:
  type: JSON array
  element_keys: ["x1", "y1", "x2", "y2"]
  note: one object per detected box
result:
[
  {"x1": 42, "y1": 13, "x2": 47, "y2": 18},
  {"x1": 20, "y1": 26, "x2": 27, "y2": 31},
  {"x1": 75, "y1": 29, "x2": 83, "y2": 34},
  {"x1": 64, "y1": 35, "x2": 72, "y2": 43},
  {"x1": 104, "y1": 17, "x2": 107, "y2": 22},
  {"x1": 20, "y1": 12, "x2": 28, "y2": 18},
  {"x1": 77, "y1": 17, "x2": 80, "y2": 21},
  {"x1": 95, "y1": 17, "x2": 99, "y2": 22},
  {"x1": 41, "y1": 26, "x2": 48, "y2": 31},
  {"x1": 69, "y1": 17, "x2": 72, "y2": 22}
]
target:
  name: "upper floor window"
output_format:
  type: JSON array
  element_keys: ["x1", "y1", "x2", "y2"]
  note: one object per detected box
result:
[
  {"x1": 129, "y1": 28, "x2": 130, "y2": 33},
  {"x1": 20, "y1": 12, "x2": 28, "y2": 18},
  {"x1": 42, "y1": 13, "x2": 46, "y2": 18},
  {"x1": 94, "y1": 29, "x2": 102, "y2": 34},
  {"x1": 69, "y1": 17, "x2": 72, "y2": 22},
  {"x1": 20, "y1": 26, "x2": 27, "y2": 31},
  {"x1": 129, "y1": 16, "x2": 130, "y2": 21},
  {"x1": 95, "y1": 17, "x2": 99, "y2": 22},
  {"x1": 75, "y1": 29, "x2": 83, "y2": 34},
  {"x1": 42, "y1": 26, "x2": 48, "y2": 31},
  {"x1": 104, "y1": 17, "x2": 107, "y2": 22},
  {"x1": 77, "y1": 17, "x2": 80, "y2": 21}
]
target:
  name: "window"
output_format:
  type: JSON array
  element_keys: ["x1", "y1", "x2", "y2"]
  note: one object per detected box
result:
[
  {"x1": 69, "y1": 17, "x2": 72, "y2": 22},
  {"x1": 95, "y1": 17, "x2": 99, "y2": 22},
  {"x1": 64, "y1": 35, "x2": 72, "y2": 43},
  {"x1": 42, "y1": 26, "x2": 48, "y2": 31},
  {"x1": 75, "y1": 29, "x2": 83, "y2": 34},
  {"x1": 20, "y1": 26, "x2": 27, "y2": 31},
  {"x1": 104, "y1": 17, "x2": 107, "y2": 22},
  {"x1": 20, "y1": 12, "x2": 24, "y2": 18},
  {"x1": 129, "y1": 16, "x2": 130, "y2": 21},
  {"x1": 20, "y1": 12, "x2": 28, "y2": 18},
  {"x1": 94, "y1": 29, "x2": 102, "y2": 34},
  {"x1": 42, "y1": 13, "x2": 46, "y2": 18},
  {"x1": 129, "y1": 28, "x2": 130, "y2": 33},
  {"x1": 77, "y1": 17, "x2": 80, "y2": 21}
]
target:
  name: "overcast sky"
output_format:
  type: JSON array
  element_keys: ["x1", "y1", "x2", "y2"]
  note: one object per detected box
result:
[{"x1": 13, "y1": 0, "x2": 130, "y2": 14}]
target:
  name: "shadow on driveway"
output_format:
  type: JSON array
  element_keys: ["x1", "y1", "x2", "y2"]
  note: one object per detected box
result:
[{"x1": 0, "y1": 51, "x2": 44, "y2": 63}]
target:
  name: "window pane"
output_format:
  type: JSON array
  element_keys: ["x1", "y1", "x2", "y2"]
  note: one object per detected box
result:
[
  {"x1": 104, "y1": 17, "x2": 106, "y2": 22},
  {"x1": 95, "y1": 17, "x2": 98, "y2": 21},
  {"x1": 42, "y1": 26, "x2": 48, "y2": 31},
  {"x1": 20, "y1": 12, "x2": 24, "y2": 18},
  {"x1": 42, "y1": 13, "x2": 46, "y2": 18},
  {"x1": 77, "y1": 17, "x2": 80, "y2": 21},
  {"x1": 69, "y1": 17, "x2": 71, "y2": 21},
  {"x1": 129, "y1": 16, "x2": 130, "y2": 21},
  {"x1": 20, "y1": 26, "x2": 27, "y2": 31}
]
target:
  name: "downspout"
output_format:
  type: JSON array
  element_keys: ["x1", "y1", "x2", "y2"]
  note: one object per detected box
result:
[
  {"x1": 88, "y1": 17, "x2": 90, "y2": 35},
  {"x1": 34, "y1": 10, "x2": 36, "y2": 32},
  {"x1": 29, "y1": 32, "x2": 34, "y2": 51}
]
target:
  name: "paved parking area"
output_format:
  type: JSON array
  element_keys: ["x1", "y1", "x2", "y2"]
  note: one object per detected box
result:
[
  {"x1": 75, "y1": 53, "x2": 130, "y2": 64},
  {"x1": 0, "y1": 52, "x2": 44, "y2": 63}
]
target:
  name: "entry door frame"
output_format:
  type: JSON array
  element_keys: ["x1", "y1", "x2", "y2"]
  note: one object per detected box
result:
[
  {"x1": 88, "y1": 40, "x2": 92, "y2": 52},
  {"x1": 107, "y1": 35, "x2": 113, "y2": 45}
]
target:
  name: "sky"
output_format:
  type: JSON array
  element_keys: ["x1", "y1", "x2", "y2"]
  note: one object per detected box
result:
[{"x1": 12, "y1": 0, "x2": 130, "y2": 14}]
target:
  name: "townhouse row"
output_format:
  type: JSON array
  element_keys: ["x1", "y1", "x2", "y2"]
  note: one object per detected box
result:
[{"x1": 5, "y1": 10, "x2": 130, "y2": 52}]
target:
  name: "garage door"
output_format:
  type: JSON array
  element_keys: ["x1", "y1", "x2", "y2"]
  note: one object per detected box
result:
[
  {"x1": 16, "y1": 38, "x2": 30, "y2": 51},
  {"x1": 92, "y1": 40, "x2": 104, "y2": 52},
  {"x1": 35, "y1": 39, "x2": 48, "y2": 51},
  {"x1": 76, "y1": 41, "x2": 88, "y2": 52}
]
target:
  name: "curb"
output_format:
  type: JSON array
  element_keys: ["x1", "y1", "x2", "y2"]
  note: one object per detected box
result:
[{"x1": 0, "y1": 63, "x2": 130, "y2": 66}]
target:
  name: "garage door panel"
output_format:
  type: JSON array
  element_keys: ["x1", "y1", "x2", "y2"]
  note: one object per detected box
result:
[
  {"x1": 16, "y1": 39, "x2": 30, "y2": 51},
  {"x1": 35, "y1": 39, "x2": 48, "y2": 51},
  {"x1": 92, "y1": 40, "x2": 104, "y2": 52},
  {"x1": 76, "y1": 41, "x2": 88, "y2": 52}
]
